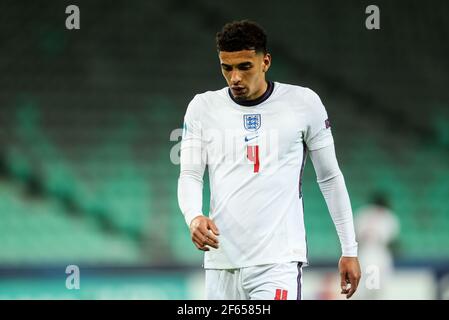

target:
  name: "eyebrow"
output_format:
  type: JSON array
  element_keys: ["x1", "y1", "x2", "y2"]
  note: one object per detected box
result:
[{"x1": 221, "y1": 62, "x2": 253, "y2": 68}]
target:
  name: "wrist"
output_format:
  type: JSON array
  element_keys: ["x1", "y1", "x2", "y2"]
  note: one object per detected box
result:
[{"x1": 186, "y1": 213, "x2": 204, "y2": 227}]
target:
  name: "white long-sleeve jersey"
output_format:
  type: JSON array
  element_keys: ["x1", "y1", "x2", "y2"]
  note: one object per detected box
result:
[{"x1": 178, "y1": 81, "x2": 357, "y2": 269}]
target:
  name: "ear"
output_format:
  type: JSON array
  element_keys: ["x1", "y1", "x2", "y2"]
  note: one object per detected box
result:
[{"x1": 263, "y1": 53, "x2": 271, "y2": 72}]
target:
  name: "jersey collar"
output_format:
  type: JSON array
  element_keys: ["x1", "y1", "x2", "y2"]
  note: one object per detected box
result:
[{"x1": 228, "y1": 81, "x2": 274, "y2": 107}]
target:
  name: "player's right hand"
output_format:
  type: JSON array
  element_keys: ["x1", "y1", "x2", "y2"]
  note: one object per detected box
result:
[{"x1": 189, "y1": 216, "x2": 220, "y2": 251}]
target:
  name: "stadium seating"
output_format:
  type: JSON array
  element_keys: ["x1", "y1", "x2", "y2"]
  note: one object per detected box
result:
[
  {"x1": 0, "y1": 181, "x2": 141, "y2": 265},
  {"x1": 0, "y1": 0, "x2": 448, "y2": 266}
]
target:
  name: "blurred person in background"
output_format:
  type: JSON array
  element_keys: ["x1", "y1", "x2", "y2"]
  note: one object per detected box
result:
[
  {"x1": 354, "y1": 192, "x2": 400, "y2": 299},
  {"x1": 315, "y1": 272, "x2": 339, "y2": 300}
]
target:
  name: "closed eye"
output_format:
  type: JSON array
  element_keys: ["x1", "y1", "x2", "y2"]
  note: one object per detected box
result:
[
  {"x1": 238, "y1": 63, "x2": 252, "y2": 70},
  {"x1": 221, "y1": 62, "x2": 253, "y2": 71},
  {"x1": 221, "y1": 64, "x2": 232, "y2": 71}
]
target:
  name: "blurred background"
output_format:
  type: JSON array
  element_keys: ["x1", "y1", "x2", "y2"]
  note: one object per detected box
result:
[{"x1": 0, "y1": 0, "x2": 448, "y2": 299}]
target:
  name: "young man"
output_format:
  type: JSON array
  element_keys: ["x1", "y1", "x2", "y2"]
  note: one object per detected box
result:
[{"x1": 178, "y1": 20, "x2": 361, "y2": 300}]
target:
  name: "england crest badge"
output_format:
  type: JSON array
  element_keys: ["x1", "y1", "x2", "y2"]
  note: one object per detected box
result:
[{"x1": 243, "y1": 114, "x2": 261, "y2": 132}]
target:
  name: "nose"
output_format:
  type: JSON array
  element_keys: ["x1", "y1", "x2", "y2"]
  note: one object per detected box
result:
[{"x1": 230, "y1": 70, "x2": 242, "y2": 84}]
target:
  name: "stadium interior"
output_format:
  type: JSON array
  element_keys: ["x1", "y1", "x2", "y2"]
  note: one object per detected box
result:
[{"x1": 0, "y1": 0, "x2": 448, "y2": 299}]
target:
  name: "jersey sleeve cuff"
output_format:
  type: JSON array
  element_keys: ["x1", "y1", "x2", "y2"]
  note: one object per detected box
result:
[
  {"x1": 341, "y1": 243, "x2": 358, "y2": 257},
  {"x1": 184, "y1": 212, "x2": 204, "y2": 227}
]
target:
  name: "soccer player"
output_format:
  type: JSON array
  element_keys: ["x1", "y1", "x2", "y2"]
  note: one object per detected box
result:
[
  {"x1": 355, "y1": 192, "x2": 400, "y2": 299},
  {"x1": 178, "y1": 20, "x2": 361, "y2": 300}
]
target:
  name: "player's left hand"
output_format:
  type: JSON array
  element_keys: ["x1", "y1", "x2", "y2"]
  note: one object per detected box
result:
[{"x1": 338, "y1": 256, "x2": 361, "y2": 299}]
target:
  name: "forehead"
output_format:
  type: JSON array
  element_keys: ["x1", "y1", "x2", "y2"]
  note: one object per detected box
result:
[{"x1": 219, "y1": 50, "x2": 261, "y2": 65}]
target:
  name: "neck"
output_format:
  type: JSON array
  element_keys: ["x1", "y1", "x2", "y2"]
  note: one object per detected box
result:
[
  {"x1": 249, "y1": 80, "x2": 268, "y2": 101},
  {"x1": 228, "y1": 80, "x2": 274, "y2": 107}
]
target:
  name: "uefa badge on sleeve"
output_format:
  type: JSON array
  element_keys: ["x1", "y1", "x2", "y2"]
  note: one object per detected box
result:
[{"x1": 243, "y1": 114, "x2": 261, "y2": 132}]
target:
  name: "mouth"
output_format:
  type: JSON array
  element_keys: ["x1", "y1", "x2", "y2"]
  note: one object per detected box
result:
[{"x1": 230, "y1": 86, "x2": 247, "y2": 97}]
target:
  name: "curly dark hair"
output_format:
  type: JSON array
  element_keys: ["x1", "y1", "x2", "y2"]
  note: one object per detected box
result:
[{"x1": 216, "y1": 20, "x2": 267, "y2": 54}]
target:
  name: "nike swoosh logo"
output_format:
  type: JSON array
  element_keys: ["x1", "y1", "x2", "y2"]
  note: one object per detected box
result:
[{"x1": 245, "y1": 135, "x2": 259, "y2": 142}]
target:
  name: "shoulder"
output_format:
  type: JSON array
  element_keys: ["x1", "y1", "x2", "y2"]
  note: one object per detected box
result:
[
  {"x1": 185, "y1": 87, "x2": 227, "y2": 119},
  {"x1": 275, "y1": 82, "x2": 324, "y2": 108},
  {"x1": 190, "y1": 87, "x2": 228, "y2": 106}
]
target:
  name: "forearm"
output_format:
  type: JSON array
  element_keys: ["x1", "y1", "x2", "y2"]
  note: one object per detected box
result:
[
  {"x1": 177, "y1": 126, "x2": 205, "y2": 226},
  {"x1": 309, "y1": 144, "x2": 358, "y2": 257},
  {"x1": 178, "y1": 167, "x2": 204, "y2": 226}
]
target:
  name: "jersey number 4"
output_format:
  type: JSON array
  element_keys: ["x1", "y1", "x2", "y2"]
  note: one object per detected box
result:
[{"x1": 247, "y1": 145, "x2": 260, "y2": 173}]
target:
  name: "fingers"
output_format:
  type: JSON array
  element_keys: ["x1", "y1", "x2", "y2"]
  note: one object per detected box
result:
[
  {"x1": 190, "y1": 217, "x2": 220, "y2": 250},
  {"x1": 340, "y1": 273, "x2": 350, "y2": 295},
  {"x1": 208, "y1": 220, "x2": 220, "y2": 236},
  {"x1": 192, "y1": 239, "x2": 209, "y2": 251},
  {"x1": 203, "y1": 221, "x2": 219, "y2": 244},
  {"x1": 346, "y1": 273, "x2": 360, "y2": 299},
  {"x1": 340, "y1": 272, "x2": 361, "y2": 299},
  {"x1": 190, "y1": 217, "x2": 220, "y2": 251},
  {"x1": 192, "y1": 232, "x2": 219, "y2": 249},
  {"x1": 205, "y1": 231, "x2": 219, "y2": 246},
  {"x1": 345, "y1": 279, "x2": 355, "y2": 299},
  {"x1": 338, "y1": 257, "x2": 362, "y2": 299}
]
